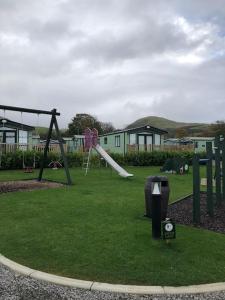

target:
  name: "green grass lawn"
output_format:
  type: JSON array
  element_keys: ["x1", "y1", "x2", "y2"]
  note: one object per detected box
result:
[
  {"x1": 0, "y1": 166, "x2": 224, "y2": 286},
  {"x1": 0, "y1": 166, "x2": 196, "y2": 202}
]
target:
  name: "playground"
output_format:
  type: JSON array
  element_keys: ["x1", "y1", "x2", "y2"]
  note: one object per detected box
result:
[{"x1": 1, "y1": 105, "x2": 225, "y2": 288}]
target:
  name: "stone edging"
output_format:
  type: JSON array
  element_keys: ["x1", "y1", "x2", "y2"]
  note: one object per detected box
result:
[{"x1": 1, "y1": 254, "x2": 225, "y2": 295}]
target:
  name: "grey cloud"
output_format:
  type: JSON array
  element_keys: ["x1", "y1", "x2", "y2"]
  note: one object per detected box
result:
[
  {"x1": 0, "y1": 0, "x2": 225, "y2": 129},
  {"x1": 21, "y1": 18, "x2": 85, "y2": 44},
  {"x1": 70, "y1": 20, "x2": 203, "y2": 64},
  {"x1": 0, "y1": 47, "x2": 72, "y2": 77},
  {"x1": 23, "y1": 19, "x2": 71, "y2": 42}
]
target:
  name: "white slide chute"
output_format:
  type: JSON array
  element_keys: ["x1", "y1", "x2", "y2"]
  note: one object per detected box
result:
[{"x1": 94, "y1": 144, "x2": 133, "y2": 178}]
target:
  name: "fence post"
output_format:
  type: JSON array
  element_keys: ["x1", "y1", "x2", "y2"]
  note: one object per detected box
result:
[
  {"x1": 215, "y1": 135, "x2": 221, "y2": 206},
  {"x1": 193, "y1": 154, "x2": 200, "y2": 224},
  {"x1": 206, "y1": 142, "x2": 213, "y2": 216},
  {"x1": 222, "y1": 136, "x2": 225, "y2": 202}
]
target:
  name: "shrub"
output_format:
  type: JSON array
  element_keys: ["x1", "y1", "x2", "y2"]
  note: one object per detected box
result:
[{"x1": 0, "y1": 150, "x2": 206, "y2": 170}]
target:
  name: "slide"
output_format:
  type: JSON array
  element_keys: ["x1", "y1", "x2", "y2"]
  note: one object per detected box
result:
[{"x1": 94, "y1": 144, "x2": 133, "y2": 178}]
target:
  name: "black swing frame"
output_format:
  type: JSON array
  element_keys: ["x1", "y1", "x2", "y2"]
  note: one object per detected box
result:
[{"x1": 0, "y1": 104, "x2": 72, "y2": 185}]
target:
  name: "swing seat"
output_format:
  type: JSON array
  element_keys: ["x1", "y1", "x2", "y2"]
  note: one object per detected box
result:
[{"x1": 48, "y1": 161, "x2": 62, "y2": 170}]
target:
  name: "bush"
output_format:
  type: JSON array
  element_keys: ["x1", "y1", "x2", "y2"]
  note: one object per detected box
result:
[
  {"x1": 0, "y1": 151, "x2": 63, "y2": 170},
  {"x1": 66, "y1": 152, "x2": 83, "y2": 167},
  {"x1": 0, "y1": 150, "x2": 206, "y2": 170}
]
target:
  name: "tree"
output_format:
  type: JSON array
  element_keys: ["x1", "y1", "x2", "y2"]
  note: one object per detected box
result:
[
  {"x1": 100, "y1": 122, "x2": 115, "y2": 134},
  {"x1": 67, "y1": 113, "x2": 110, "y2": 135},
  {"x1": 35, "y1": 127, "x2": 58, "y2": 139},
  {"x1": 208, "y1": 121, "x2": 225, "y2": 136}
]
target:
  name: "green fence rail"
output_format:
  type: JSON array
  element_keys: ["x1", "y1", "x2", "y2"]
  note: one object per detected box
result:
[{"x1": 192, "y1": 135, "x2": 225, "y2": 224}]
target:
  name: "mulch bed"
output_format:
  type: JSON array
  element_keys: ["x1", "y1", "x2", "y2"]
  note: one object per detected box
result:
[
  {"x1": 167, "y1": 193, "x2": 225, "y2": 234},
  {"x1": 0, "y1": 180, "x2": 63, "y2": 193}
]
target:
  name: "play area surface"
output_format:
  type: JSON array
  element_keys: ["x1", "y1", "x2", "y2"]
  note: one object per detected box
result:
[{"x1": 0, "y1": 180, "x2": 63, "y2": 193}]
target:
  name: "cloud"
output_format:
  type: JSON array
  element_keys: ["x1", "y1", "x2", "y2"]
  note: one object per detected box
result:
[
  {"x1": 70, "y1": 12, "x2": 213, "y2": 66},
  {"x1": 0, "y1": 0, "x2": 225, "y2": 130}
]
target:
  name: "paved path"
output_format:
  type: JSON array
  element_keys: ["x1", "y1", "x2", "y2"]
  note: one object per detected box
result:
[{"x1": 1, "y1": 264, "x2": 225, "y2": 300}]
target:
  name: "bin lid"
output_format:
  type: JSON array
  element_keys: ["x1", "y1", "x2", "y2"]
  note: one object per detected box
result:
[{"x1": 146, "y1": 176, "x2": 169, "y2": 182}]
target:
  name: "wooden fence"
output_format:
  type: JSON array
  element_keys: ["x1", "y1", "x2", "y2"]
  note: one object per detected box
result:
[
  {"x1": 127, "y1": 144, "x2": 194, "y2": 153},
  {"x1": 0, "y1": 143, "x2": 67, "y2": 153},
  {"x1": 0, "y1": 142, "x2": 193, "y2": 154}
]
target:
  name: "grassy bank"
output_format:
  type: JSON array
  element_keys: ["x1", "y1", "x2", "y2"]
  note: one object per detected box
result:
[{"x1": 0, "y1": 166, "x2": 223, "y2": 286}]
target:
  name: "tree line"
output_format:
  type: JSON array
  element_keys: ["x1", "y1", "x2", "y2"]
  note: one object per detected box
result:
[
  {"x1": 36, "y1": 113, "x2": 116, "y2": 139},
  {"x1": 65, "y1": 113, "x2": 115, "y2": 136},
  {"x1": 175, "y1": 121, "x2": 225, "y2": 138}
]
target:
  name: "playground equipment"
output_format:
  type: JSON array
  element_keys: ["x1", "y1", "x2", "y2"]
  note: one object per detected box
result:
[
  {"x1": 0, "y1": 104, "x2": 72, "y2": 185},
  {"x1": 193, "y1": 135, "x2": 225, "y2": 223},
  {"x1": 0, "y1": 117, "x2": 7, "y2": 169},
  {"x1": 83, "y1": 128, "x2": 133, "y2": 178},
  {"x1": 161, "y1": 157, "x2": 189, "y2": 174},
  {"x1": 48, "y1": 160, "x2": 63, "y2": 170},
  {"x1": 19, "y1": 112, "x2": 36, "y2": 173}
]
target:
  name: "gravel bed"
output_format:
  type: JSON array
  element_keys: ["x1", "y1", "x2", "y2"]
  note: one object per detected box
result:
[
  {"x1": 1, "y1": 264, "x2": 225, "y2": 300},
  {"x1": 167, "y1": 193, "x2": 225, "y2": 233},
  {"x1": 0, "y1": 180, "x2": 63, "y2": 193}
]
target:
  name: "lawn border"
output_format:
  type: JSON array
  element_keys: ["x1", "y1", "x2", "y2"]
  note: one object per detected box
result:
[{"x1": 1, "y1": 254, "x2": 225, "y2": 295}]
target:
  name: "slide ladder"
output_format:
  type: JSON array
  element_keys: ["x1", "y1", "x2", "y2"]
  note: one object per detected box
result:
[{"x1": 82, "y1": 147, "x2": 92, "y2": 176}]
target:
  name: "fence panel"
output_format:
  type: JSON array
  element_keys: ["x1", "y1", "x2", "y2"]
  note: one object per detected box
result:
[
  {"x1": 0, "y1": 143, "x2": 67, "y2": 153},
  {"x1": 127, "y1": 144, "x2": 194, "y2": 153}
]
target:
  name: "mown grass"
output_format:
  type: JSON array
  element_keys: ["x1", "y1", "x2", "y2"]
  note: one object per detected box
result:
[
  {"x1": 0, "y1": 166, "x2": 197, "y2": 202},
  {"x1": 0, "y1": 166, "x2": 224, "y2": 286}
]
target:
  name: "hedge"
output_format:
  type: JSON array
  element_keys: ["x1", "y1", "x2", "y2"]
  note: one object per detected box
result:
[
  {"x1": 0, "y1": 150, "x2": 206, "y2": 170},
  {"x1": 111, "y1": 151, "x2": 206, "y2": 166}
]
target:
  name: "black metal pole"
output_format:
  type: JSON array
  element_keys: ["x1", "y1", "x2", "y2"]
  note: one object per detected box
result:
[
  {"x1": 53, "y1": 115, "x2": 72, "y2": 185},
  {"x1": 215, "y1": 135, "x2": 221, "y2": 206},
  {"x1": 206, "y1": 142, "x2": 213, "y2": 217},
  {"x1": 151, "y1": 179, "x2": 161, "y2": 239},
  {"x1": 0, "y1": 104, "x2": 60, "y2": 116},
  {"x1": 37, "y1": 114, "x2": 55, "y2": 181},
  {"x1": 222, "y1": 137, "x2": 225, "y2": 202},
  {"x1": 193, "y1": 154, "x2": 200, "y2": 224}
]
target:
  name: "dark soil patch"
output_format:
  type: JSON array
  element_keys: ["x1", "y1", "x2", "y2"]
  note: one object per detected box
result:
[
  {"x1": 0, "y1": 180, "x2": 63, "y2": 193},
  {"x1": 167, "y1": 193, "x2": 225, "y2": 234}
]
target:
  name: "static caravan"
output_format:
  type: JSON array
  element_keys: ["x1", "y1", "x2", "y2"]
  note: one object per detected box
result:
[
  {"x1": 99, "y1": 125, "x2": 167, "y2": 155},
  {"x1": 0, "y1": 117, "x2": 34, "y2": 150}
]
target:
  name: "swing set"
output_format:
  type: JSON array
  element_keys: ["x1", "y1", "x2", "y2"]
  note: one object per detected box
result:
[
  {"x1": 0, "y1": 104, "x2": 72, "y2": 185},
  {"x1": 20, "y1": 112, "x2": 37, "y2": 173}
]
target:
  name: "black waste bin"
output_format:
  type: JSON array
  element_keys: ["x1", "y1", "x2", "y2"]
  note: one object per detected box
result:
[{"x1": 144, "y1": 176, "x2": 170, "y2": 220}]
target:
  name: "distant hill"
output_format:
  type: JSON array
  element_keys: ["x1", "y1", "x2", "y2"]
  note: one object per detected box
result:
[
  {"x1": 126, "y1": 116, "x2": 209, "y2": 137},
  {"x1": 126, "y1": 116, "x2": 201, "y2": 129}
]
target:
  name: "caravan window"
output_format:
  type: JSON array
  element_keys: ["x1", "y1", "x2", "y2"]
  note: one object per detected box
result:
[
  {"x1": 129, "y1": 134, "x2": 136, "y2": 145},
  {"x1": 19, "y1": 130, "x2": 28, "y2": 144},
  {"x1": 115, "y1": 136, "x2": 120, "y2": 147},
  {"x1": 154, "y1": 134, "x2": 161, "y2": 145},
  {"x1": 5, "y1": 132, "x2": 16, "y2": 144}
]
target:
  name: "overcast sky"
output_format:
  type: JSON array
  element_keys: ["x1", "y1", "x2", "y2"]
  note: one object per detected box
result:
[{"x1": 0, "y1": 0, "x2": 225, "y2": 129}]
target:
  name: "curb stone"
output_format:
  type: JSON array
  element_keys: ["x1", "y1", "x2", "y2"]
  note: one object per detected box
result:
[{"x1": 1, "y1": 254, "x2": 225, "y2": 295}]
